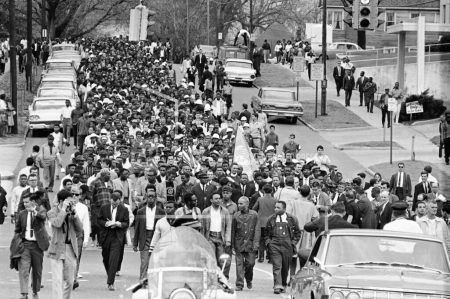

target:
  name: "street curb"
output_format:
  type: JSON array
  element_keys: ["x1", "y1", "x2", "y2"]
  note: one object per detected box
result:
[
  {"x1": 334, "y1": 145, "x2": 403, "y2": 151},
  {"x1": 298, "y1": 117, "x2": 318, "y2": 132},
  {"x1": 298, "y1": 117, "x2": 371, "y2": 132},
  {"x1": 410, "y1": 117, "x2": 440, "y2": 126}
]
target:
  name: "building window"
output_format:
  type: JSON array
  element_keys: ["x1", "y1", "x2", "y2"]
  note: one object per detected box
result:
[
  {"x1": 385, "y1": 12, "x2": 396, "y2": 30},
  {"x1": 411, "y1": 13, "x2": 420, "y2": 19},
  {"x1": 327, "y1": 10, "x2": 344, "y2": 30}
]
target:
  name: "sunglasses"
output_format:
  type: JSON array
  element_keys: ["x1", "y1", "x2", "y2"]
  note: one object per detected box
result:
[{"x1": 72, "y1": 193, "x2": 80, "y2": 196}]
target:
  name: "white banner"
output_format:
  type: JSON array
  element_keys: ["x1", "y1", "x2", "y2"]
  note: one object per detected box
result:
[{"x1": 233, "y1": 126, "x2": 259, "y2": 181}]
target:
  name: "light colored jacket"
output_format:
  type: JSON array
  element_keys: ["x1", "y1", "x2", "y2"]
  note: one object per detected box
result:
[{"x1": 417, "y1": 216, "x2": 450, "y2": 255}]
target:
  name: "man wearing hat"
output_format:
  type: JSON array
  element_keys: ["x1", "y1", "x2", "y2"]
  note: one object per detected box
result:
[
  {"x1": 384, "y1": 201, "x2": 423, "y2": 233},
  {"x1": 191, "y1": 172, "x2": 217, "y2": 211}
]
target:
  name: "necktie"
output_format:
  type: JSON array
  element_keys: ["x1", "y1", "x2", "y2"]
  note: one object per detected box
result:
[
  {"x1": 29, "y1": 212, "x2": 34, "y2": 237},
  {"x1": 424, "y1": 183, "x2": 428, "y2": 193}
]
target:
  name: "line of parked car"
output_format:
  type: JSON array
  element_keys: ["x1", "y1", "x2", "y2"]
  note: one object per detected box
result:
[{"x1": 28, "y1": 43, "x2": 81, "y2": 136}]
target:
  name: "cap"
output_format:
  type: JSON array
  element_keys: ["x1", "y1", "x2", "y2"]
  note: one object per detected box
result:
[
  {"x1": 198, "y1": 172, "x2": 208, "y2": 179},
  {"x1": 222, "y1": 185, "x2": 233, "y2": 192},
  {"x1": 100, "y1": 168, "x2": 110, "y2": 174},
  {"x1": 240, "y1": 116, "x2": 247, "y2": 121},
  {"x1": 100, "y1": 128, "x2": 108, "y2": 134},
  {"x1": 391, "y1": 201, "x2": 408, "y2": 211},
  {"x1": 226, "y1": 127, "x2": 233, "y2": 132},
  {"x1": 188, "y1": 82, "x2": 195, "y2": 87},
  {"x1": 265, "y1": 145, "x2": 275, "y2": 152},
  {"x1": 212, "y1": 133, "x2": 220, "y2": 139},
  {"x1": 243, "y1": 123, "x2": 250, "y2": 128}
]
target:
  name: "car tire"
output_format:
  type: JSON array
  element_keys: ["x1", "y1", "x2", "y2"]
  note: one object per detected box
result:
[{"x1": 28, "y1": 128, "x2": 34, "y2": 137}]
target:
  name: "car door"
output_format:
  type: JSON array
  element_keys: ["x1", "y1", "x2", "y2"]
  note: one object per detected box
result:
[{"x1": 291, "y1": 235, "x2": 327, "y2": 299}]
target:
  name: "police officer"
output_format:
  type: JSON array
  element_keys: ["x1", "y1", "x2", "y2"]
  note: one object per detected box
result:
[
  {"x1": 264, "y1": 200, "x2": 301, "y2": 294},
  {"x1": 383, "y1": 201, "x2": 423, "y2": 234}
]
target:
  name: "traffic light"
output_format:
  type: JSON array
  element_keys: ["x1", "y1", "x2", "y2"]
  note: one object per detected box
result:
[
  {"x1": 354, "y1": 0, "x2": 379, "y2": 30},
  {"x1": 341, "y1": 0, "x2": 354, "y2": 27}
]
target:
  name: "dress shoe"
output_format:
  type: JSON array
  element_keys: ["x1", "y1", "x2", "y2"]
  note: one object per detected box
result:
[
  {"x1": 20, "y1": 294, "x2": 28, "y2": 299},
  {"x1": 73, "y1": 281, "x2": 79, "y2": 290},
  {"x1": 281, "y1": 288, "x2": 286, "y2": 293},
  {"x1": 32, "y1": 293, "x2": 39, "y2": 299},
  {"x1": 247, "y1": 281, "x2": 253, "y2": 289},
  {"x1": 108, "y1": 284, "x2": 115, "y2": 291},
  {"x1": 235, "y1": 287, "x2": 243, "y2": 291},
  {"x1": 116, "y1": 271, "x2": 121, "y2": 276},
  {"x1": 274, "y1": 289, "x2": 281, "y2": 294}
]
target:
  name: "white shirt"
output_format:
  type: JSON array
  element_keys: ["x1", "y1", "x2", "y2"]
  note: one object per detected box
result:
[
  {"x1": 51, "y1": 131, "x2": 64, "y2": 146},
  {"x1": 10, "y1": 185, "x2": 28, "y2": 214},
  {"x1": 383, "y1": 218, "x2": 423, "y2": 234},
  {"x1": 276, "y1": 213, "x2": 288, "y2": 223},
  {"x1": 397, "y1": 172, "x2": 404, "y2": 188},
  {"x1": 17, "y1": 166, "x2": 32, "y2": 184},
  {"x1": 75, "y1": 202, "x2": 91, "y2": 244},
  {"x1": 25, "y1": 211, "x2": 37, "y2": 241},
  {"x1": 210, "y1": 207, "x2": 222, "y2": 232},
  {"x1": 111, "y1": 206, "x2": 117, "y2": 222},
  {"x1": 61, "y1": 106, "x2": 74, "y2": 119},
  {"x1": 146, "y1": 206, "x2": 156, "y2": 230}
]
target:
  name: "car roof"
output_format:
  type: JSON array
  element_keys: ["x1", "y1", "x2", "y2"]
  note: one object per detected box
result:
[
  {"x1": 41, "y1": 76, "x2": 75, "y2": 81},
  {"x1": 261, "y1": 87, "x2": 295, "y2": 92},
  {"x1": 34, "y1": 96, "x2": 73, "y2": 101},
  {"x1": 324, "y1": 229, "x2": 443, "y2": 242},
  {"x1": 226, "y1": 58, "x2": 252, "y2": 63},
  {"x1": 46, "y1": 58, "x2": 75, "y2": 63}
]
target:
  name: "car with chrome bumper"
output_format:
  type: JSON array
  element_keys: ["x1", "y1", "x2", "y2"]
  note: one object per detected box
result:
[
  {"x1": 251, "y1": 87, "x2": 303, "y2": 124},
  {"x1": 28, "y1": 97, "x2": 75, "y2": 136},
  {"x1": 290, "y1": 229, "x2": 450, "y2": 299},
  {"x1": 130, "y1": 227, "x2": 236, "y2": 299},
  {"x1": 224, "y1": 58, "x2": 256, "y2": 86}
]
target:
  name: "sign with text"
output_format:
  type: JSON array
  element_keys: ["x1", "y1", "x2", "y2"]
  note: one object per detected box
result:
[
  {"x1": 310, "y1": 64, "x2": 323, "y2": 81},
  {"x1": 387, "y1": 98, "x2": 397, "y2": 112},
  {"x1": 406, "y1": 101, "x2": 424, "y2": 114},
  {"x1": 293, "y1": 57, "x2": 305, "y2": 72}
]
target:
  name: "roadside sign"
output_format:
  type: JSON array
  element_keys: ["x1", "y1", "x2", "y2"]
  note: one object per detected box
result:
[
  {"x1": 406, "y1": 101, "x2": 424, "y2": 114},
  {"x1": 387, "y1": 98, "x2": 397, "y2": 112},
  {"x1": 310, "y1": 64, "x2": 323, "y2": 81},
  {"x1": 293, "y1": 57, "x2": 305, "y2": 72}
]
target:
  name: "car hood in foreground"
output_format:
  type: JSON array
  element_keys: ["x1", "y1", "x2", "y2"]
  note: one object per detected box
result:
[{"x1": 325, "y1": 266, "x2": 450, "y2": 294}]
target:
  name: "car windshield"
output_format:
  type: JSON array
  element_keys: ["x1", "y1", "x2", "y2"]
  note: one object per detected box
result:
[
  {"x1": 52, "y1": 45, "x2": 75, "y2": 51},
  {"x1": 148, "y1": 227, "x2": 218, "y2": 298},
  {"x1": 40, "y1": 82, "x2": 74, "y2": 89},
  {"x1": 262, "y1": 90, "x2": 295, "y2": 101},
  {"x1": 226, "y1": 61, "x2": 252, "y2": 69},
  {"x1": 325, "y1": 235, "x2": 450, "y2": 273},
  {"x1": 47, "y1": 62, "x2": 73, "y2": 68},
  {"x1": 38, "y1": 89, "x2": 74, "y2": 98},
  {"x1": 33, "y1": 100, "x2": 67, "y2": 110}
]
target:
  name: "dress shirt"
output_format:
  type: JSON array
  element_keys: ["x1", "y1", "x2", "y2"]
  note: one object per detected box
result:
[
  {"x1": 210, "y1": 207, "x2": 222, "y2": 232},
  {"x1": 75, "y1": 202, "x2": 91, "y2": 244},
  {"x1": 25, "y1": 211, "x2": 37, "y2": 241},
  {"x1": 146, "y1": 206, "x2": 156, "y2": 230},
  {"x1": 111, "y1": 206, "x2": 117, "y2": 222},
  {"x1": 397, "y1": 172, "x2": 404, "y2": 187}
]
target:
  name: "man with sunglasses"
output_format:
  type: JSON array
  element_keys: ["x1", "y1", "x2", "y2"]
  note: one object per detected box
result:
[
  {"x1": 71, "y1": 186, "x2": 90, "y2": 290},
  {"x1": 389, "y1": 162, "x2": 412, "y2": 202}
]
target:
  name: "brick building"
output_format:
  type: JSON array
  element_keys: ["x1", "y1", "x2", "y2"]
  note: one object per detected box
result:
[{"x1": 320, "y1": 0, "x2": 442, "y2": 48}]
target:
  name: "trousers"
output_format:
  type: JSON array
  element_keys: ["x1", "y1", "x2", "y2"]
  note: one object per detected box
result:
[
  {"x1": 19, "y1": 241, "x2": 44, "y2": 295},
  {"x1": 139, "y1": 230, "x2": 154, "y2": 280},
  {"x1": 50, "y1": 244, "x2": 76, "y2": 299},
  {"x1": 444, "y1": 137, "x2": 450, "y2": 163},
  {"x1": 360, "y1": 91, "x2": 365, "y2": 106},
  {"x1": 258, "y1": 228, "x2": 269, "y2": 261},
  {"x1": 74, "y1": 235, "x2": 83, "y2": 282},
  {"x1": 366, "y1": 95, "x2": 374, "y2": 112},
  {"x1": 269, "y1": 242, "x2": 291, "y2": 290},
  {"x1": 235, "y1": 251, "x2": 256, "y2": 288},
  {"x1": 208, "y1": 232, "x2": 226, "y2": 273},
  {"x1": 345, "y1": 89, "x2": 352, "y2": 106},
  {"x1": 43, "y1": 161, "x2": 56, "y2": 189},
  {"x1": 382, "y1": 109, "x2": 391, "y2": 127},
  {"x1": 102, "y1": 234, "x2": 122, "y2": 285}
]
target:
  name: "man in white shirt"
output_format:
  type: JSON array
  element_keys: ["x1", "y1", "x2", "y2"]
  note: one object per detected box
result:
[
  {"x1": 60, "y1": 99, "x2": 74, "y2": 146},
  {"x1": 10, "y1": 174, "x2": 28, "y2": 222},
  {"x1": 71, "y1": 186, "x2": 91, "y2": 290},
  {"x1": 384, "y1": 201, "x2": 423, "y2": 234},
  {"x1": 17, "y1": 157, "x2": 34, "y2": 185},
  {"x1": 417, "y1": 200, "x2": 450, "y2": 255},
  {"x1": 149, "y1": 201, "x2": 175, "y2": 252}
]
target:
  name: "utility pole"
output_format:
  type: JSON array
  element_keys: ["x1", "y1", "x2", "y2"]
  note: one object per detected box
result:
[
  {"x1": 249, "y1": 0, "x2": 253, "y2": 54},
  {"x1": 41, "y1": 0, "x2": 46, "y2": 40},
  {"x1": 207, "y1": 0, "x2": 210, "y2": 45},
  {"x1": 9, "y1": 0, "x2": 18, "y2": 134},
  {"x1": 321, "y1": 0, "x2": 327, "y2": 115},
  {"x1": 27, "y1": 0, "x2": 33, "y2": 92},
  {"x1": 216, "y1": 3, "x2": 221, "y2": 57},
  {"x1": 186, "y1": 0, "x2": 189, "y2": 56}
]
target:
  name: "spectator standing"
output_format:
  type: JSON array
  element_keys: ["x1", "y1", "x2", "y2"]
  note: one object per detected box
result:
[
  {"x1": 343, "y1": 70, "x2": 355, "y2": 107},
  {"x1": 390, "y1": 82, "x2": 403, "y2": 123},
  {"x1": 380, "y1": 88, "x2": 391, "y2": 128},
  {"x1": 305, "y1": 52, "x2": 316, "y2": 81},
  {"x1": 38, "y1": 135, "x2": 63, "y2": 192},
  {"x1": 70, "y1": 102, "x2": 84, "y2": 150},
  {"x1": 418, "y1": 200, "x2": 450, "y2": 255},
  {"x1": 61, "y1": 100, "x2": 74, "y2": 147},
  {"x1": 262, "y1": 40, "x2": 271, "y2": 63},
  {"x1": 355, "y1": 71, "x2": 368, "y2": 106},
  {"x1": 265, "y1": 125, "x2": 279, "y2": 151},
  {"x1": 333, "y1": 61, "x2": 345, "y2": 97},
  {"x1": 440, "y1": 113, "x2": 450, "y2": 165},
  {"x1": 282, "y1": 133, "x2": 300, "y2": 157},
  {"x1": 194, "y1": 49, "x2": 207, "y2": 90},
  {"x1": 389, "y1": 162, "x2": 412, "y2": 202},
  {"x1": 274, "y1": 41, "x2": 282, "y2": 64},
  {"x1": 363, "y1": 77, "x2": 377, "y2": 113}
]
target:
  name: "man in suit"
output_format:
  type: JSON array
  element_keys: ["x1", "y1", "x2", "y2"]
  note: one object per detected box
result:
[
  {"x1": 332, "y1": 60, "x2": 345, "y2": 96},
  {"x1": 15, "y1": 193, "x2": 50, "y2": 299},
  {"x1": 377, "y1": 191, "x2": 393, "y2": 229},
  {"x1": 412, "y1": 171, "x2": 432, "y2": 211},
  {"x1": 343, "y1": 71, "x2": 355, "y2": 107},
  {"x1": 304, "y1": 201, "x2": 357, "y2": 236},
  {"x1": 389, "y1": 162, "x2": 412, "y2": 202},
  {"x1": 18, "y1": 173, "x2": 50, "y2": 213},
  {"x1": 191, "y1": 172, "x2": 216, "y2": 211},
  {"x1": 47, "y1": 190, "x2": 83, "y2": 299},
  {"x1": 32, "y1": 41, "x2": 41, "y2": 65},
  {"x1": 97, "y1": 191, "x2": 129, "y2": 291},
  {"x1": 133, "y1": 185, "x2": 165, "y2": 281},
  {"x1": 239, "y1": 173, "x2": 256, "y2": 198},
  {"x1": 194, "y1": 49, "x2": 207, "y2": 89},
  {"x1": 310, "y1": 180, "x2": 332, "y2": 213},
  {"x1": 112, "y1": 168, "x2": 135, "y2": 209},
  {"x1": 355, "y1": 71, "x2": 369, "y2": 107}
]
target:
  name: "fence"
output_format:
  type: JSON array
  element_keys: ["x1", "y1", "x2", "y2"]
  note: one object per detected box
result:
[{"x1": 337, "y1": 43, "x2": 450, "y2": 67}]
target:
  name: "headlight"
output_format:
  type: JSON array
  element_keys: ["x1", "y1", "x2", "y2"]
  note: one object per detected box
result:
[
  {"x1": 330, "y1": 291, "x2": 345, "y2": 299},
  {"x1": 346, "y1": 292, "x2": 361, "y2": 299},
  {"x1": 29, "y1": 115, "x2": 40, "y2": 121},
  {"x1": 169, "y1": 288, "x2": 196, "y2": 299},
  {"x1": 250, "y1": 75, "x2": 255, "y2": 79}
]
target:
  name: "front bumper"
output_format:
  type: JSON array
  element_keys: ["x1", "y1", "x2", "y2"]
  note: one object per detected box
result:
[
  {"x1": 226, "y1": 75, "x2": 255, "y2": 83},
  {"x1": 29, "y1": 121, "x2": 61, "y2": 130},
  {"x1": 263, "y1": 109, "x2": 304, "y2": 117}
]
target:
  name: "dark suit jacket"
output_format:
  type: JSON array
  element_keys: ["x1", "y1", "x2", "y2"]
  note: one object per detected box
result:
[
  {"x1": 240, "y1": 182, "x2": 256, "y2": 198},
  {"x1": 304, "y1": 215, "x2": 357, "y2": 237},
  {"x1": 97, "y1": 203, "x2": 129, "y2": 246},
  {"x1": 389, "y1": 172, "x2": 412, "y2": 198},
  {"x1": 133, "y1": 205, "x2": 165, "y2": 251},
  {"x1": 356, "y1": 76, "x2": 369, "y2": 92},
  {"x1": 15, "y1": 208, "x2": 50, "y2": 251},
  {"x1": 377, "y1": 202, "x2": 393, "y2": 229},
  {"x1": 333, "y1": 66, "x2": 344, "y2": 82},
  {"x1": 191, "y1": 183, "x2": 217, "y2": 211},
  {"x1": 412, "y1": 181, "x2": 432, "y2": 211},
  {"x1": 194, "y1": 54, "x2": 207, "y2": 70},
  {"x1": 343, "y1": 75, "x2": 355, "y2": 91}
]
